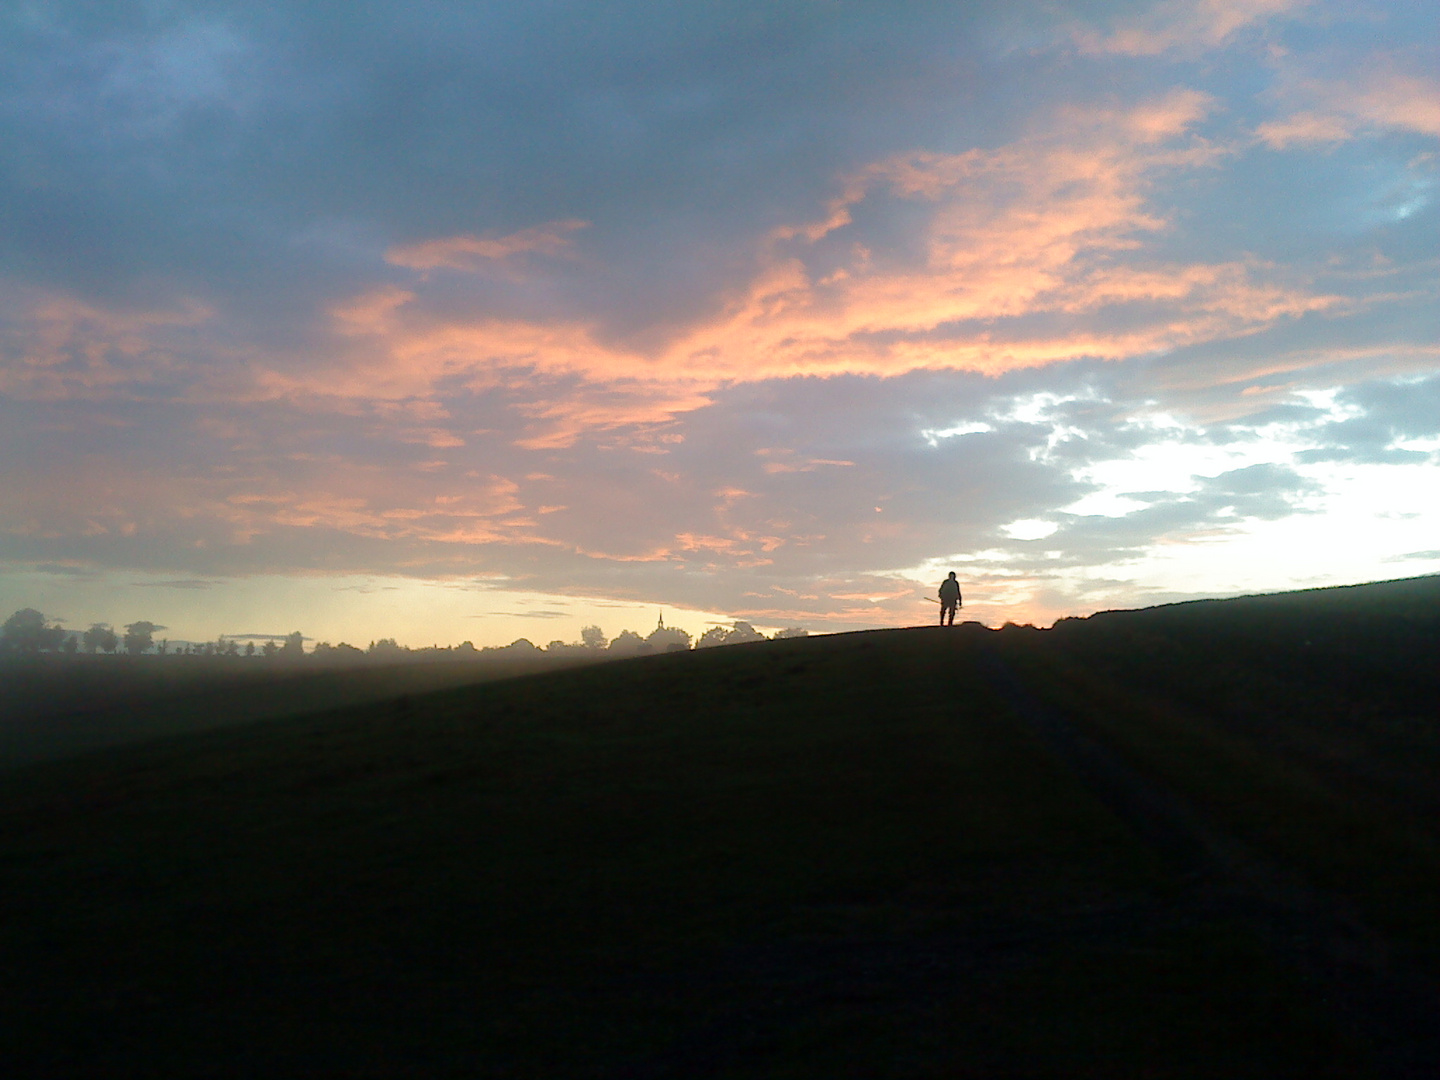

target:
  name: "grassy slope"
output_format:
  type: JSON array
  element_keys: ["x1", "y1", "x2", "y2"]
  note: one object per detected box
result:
[{"x1": 2, "y1": 578, "x2": 1437, "y2": 1078}]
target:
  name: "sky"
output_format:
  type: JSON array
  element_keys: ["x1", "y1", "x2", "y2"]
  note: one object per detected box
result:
[{"x1": 2, "y1": 0, "x2": 1438, "y2": 648}]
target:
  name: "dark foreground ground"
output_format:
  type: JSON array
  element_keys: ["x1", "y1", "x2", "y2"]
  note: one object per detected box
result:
[
  {"x1": 2, "y1": 576, "x2": 1438, "y2": 1078},
  {"x1": 0, "y1": 651, "x2": 598, "y2": 770}
]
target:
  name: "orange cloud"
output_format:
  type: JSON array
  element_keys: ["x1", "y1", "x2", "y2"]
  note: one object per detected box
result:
[
  {"x1": 1350, "y1": 71, "x2": 1440, "y2": 138},
  {"x1": 1255, "y1": 110, "x2": 1354, "y2": 148},
  {"x1": 385, "y1": 219, "x2": 589, "y2": 273},
  {"x1": 0, "y1": 292, "x2": 212, "y2": 400},
  {"x1": 11, "y1": 92, "x2": 1350, "y2": 453},
  {"x1": 330, "y1": 286, "x2": 416, "y2": 333},
  {"x1": 1259, "y1": 66, "x2": 1440, "y2": 147},
  {"x1": 255, "y1": 91, "x2": 1348, "y2": 447},
  {"x1": 1077, "y1": 0, "x2": 1310, "y2": 57},
  {"x1": 512, "y1": 384, "x2": 714, "y2": 450},
  {"x1": 212, "y1": 469, "x2": 549, "y2": 548}
]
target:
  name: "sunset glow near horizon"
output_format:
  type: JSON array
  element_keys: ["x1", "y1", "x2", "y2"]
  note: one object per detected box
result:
[{"x1": 3, "y1": 1, "x2": 1438, "y2": 648}]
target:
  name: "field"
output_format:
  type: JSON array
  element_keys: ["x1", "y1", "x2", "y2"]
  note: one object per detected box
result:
[
  {"x1": 2, "y1": 577, "x2": 1438, "y2": 1077},
  {"x1": 0, "y1": 651, "x2": 596, "y2": 771}
]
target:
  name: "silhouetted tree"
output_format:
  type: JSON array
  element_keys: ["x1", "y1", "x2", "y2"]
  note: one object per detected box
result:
[
  {"x1": 772, "y1": 627, "x2": 808, "y2": 639},
  {"x1": 123, "y1": 621, "x2": 162, "y2": 655},
  {"x1": 5, "y1": 609, "x2": 45, "y2": 653},
  {"x1": 280, "y1": 631, "x2": 304, "y2": 657},
  {"x1": 546, "y1": 639, "x2": 588, "y2": 656},
  {"x1": 728, "y1": 621, "x2": 765, "y2": 644},
  {"x1": 496, "y1": 638, "x2": 540, "y2": 654},
  {"x1": 646, "y1": 624, "x2": 692, "y2": 652},
  {"x1": 580, "y1": 625, "x2": 607, "y2": 650},
  {"x1": 245, "y1": 640, "x2": 256, "y2": 657},
  {"x1": 2, "y1": 609, "x2": 65, "y2": 653},
  {"x1": 696, "y1": 621, "x2": 766, "y2": 648},
  {"x1": 61, "y1": 633, "x2": 79, "y2": 654},
  {"x1": 261, "y1": 639, "x2": 279, "y2": 658},
  {"x1": 696, "y1": 626, "x2": 731, "y2": 648},
  {"x1": 608, "y1": 629, "x2": 652, "y2": 656}
]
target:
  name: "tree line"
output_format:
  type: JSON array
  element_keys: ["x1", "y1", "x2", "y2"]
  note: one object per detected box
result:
[
  {"x1": 0, "y1": 609, "x2": 167, "y2": 656},
  {"x1": 1, "y1": 608, "x2": 807, "y2": 662}
]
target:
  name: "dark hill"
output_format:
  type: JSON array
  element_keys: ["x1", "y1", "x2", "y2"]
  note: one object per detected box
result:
[
  {"x1": 2, "y1": 576, "x2": 1438, "y2": 1078},
  {"x1": 0, "y1": 651, "x2": 601, "y2": 770}
]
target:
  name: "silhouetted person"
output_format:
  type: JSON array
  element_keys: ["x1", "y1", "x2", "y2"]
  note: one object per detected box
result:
[{"x1": 938, "y1": 572, "x2": 961, "y2": 626}]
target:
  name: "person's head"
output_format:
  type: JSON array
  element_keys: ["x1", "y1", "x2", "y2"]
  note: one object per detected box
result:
[{"x1": 948, "y1": 571, "x2": 956, "y2": 580}]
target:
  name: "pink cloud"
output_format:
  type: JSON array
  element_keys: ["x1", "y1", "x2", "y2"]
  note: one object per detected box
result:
[
  {"x1": 1259, "y1": 64, "x2": 1440, "y2": 147},
  {"x1": 222, "y1": 90, "x2": 1347, "y2": 452},
  {"x1": 1351, "y1": 71, "x2": 1440, "y2": 138},
  {"x1": 0, "y1": 292, "x2": 212, "y2": 400},
  {"x1": 1076, "y1": 0, "x2": 1310, "y2": 57},
  {"x1": 385, "y1": 219, "x2": 589, "y2": 273},
  {"x1": 1255, "y1": 109, "x2": 1355, "y2": 148},
  {"x1": 10, "y1": 89, "x2": 1343, "y2": 449}
]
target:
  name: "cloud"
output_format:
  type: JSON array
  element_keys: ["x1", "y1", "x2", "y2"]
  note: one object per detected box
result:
[
  {"x1": 1388, "y1": 550, "x2": 1440, "y2": 562},
  {"x1": 1259, "y1": 62, "x2": 1440, "y2": 147},
  {"x1": 269, "y1": 88, "x2": 1339, "y2": 443},
  {"x1": 1255, "y1": 110, "x2": 1354, "y2": 149},
  {"x1": 1, "y1": 0, "x2": 1437, "y2": 638},
  {"x1": 1349, "y1": 70, "x2": 1440, "y2": 139},
  {"x1": 0, "y1": 292, "x2": 213, "y2": 401},
  {"x1": 1076, "y1": 0, "x2": 1311, "y2": 57},
  {"x1": 386, "y1": 220, "x2": 589, "y2": 273}
]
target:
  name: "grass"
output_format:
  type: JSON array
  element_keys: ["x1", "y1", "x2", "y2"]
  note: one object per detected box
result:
[{"x1": 1, "y1": 577, "x2": 1437, "y2": 1077}]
